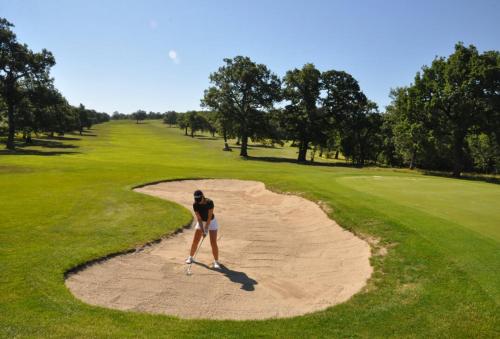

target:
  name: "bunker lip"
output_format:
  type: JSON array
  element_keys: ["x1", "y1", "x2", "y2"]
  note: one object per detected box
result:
[{"x1": 65, "y1": 179, "x2": 373, "y2": 320}]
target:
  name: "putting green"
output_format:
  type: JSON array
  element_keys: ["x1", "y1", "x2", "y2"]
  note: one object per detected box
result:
[
  {"x1": 337, "y1": 174, "x2": 500, "y2": 303},
  {"x1": 337, "y1": 175, "x2": 500, "y2": 242}
]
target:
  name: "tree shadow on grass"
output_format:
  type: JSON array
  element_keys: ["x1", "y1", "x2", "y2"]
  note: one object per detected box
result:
[
  {"x1": 244, "y1": 155, "x2": 355, "y2": 168},
  {"x1": 46, "y1": 135, "x2": 81, "y2": 141},
  {"x1": 17, "y1": 138, "x2": 79, "y2": 149},
  {"x1": 246, "y1": 143, "x2": 282, "y2": 149},
  {"x1": 422, "y1": 170, "x2": 500, "y2": 185},
  {"x1": 0, "y1": 148, "x2": 80, "y2": 156},
  {"x1": 193, "y1": 262, "x2": 258, "y2": 291},
  {"x1": 195, "y1": 135, "x2": 220, "y2": 141},
  {"x1": 227, "y1": 145, "x2": 255, "y2": 150}
]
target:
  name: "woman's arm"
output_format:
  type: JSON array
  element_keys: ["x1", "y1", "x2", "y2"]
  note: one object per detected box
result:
[
  {"x1": 195, "y1": 212, "x2": 203, "y2": 225},
  {"x1": 205, "y1": 209, "x2": 214, "y2": 232}
]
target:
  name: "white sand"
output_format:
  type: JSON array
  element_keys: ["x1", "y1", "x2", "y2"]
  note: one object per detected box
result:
[{"x1": 66, "y1": 179, "x2": 372, "y2": 320}]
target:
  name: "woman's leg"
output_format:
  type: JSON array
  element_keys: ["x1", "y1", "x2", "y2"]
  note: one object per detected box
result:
[
  {"x1": 209, "y1": 230, "x2": 219, "y2": 261},
  {"x1": 189, "y1": 228, "x2": 203, "y2": 256}
]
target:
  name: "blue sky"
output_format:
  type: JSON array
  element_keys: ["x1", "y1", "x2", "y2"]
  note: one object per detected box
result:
[{"x1": 1, "y1": 0, "x2": 499, "y2": 113}]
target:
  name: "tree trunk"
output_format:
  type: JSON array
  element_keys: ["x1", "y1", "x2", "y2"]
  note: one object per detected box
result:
[
  {"x1": 334, "y1": 150, "x2": 339, "y2": 159},
  {"x1": 319, "y1": 146, "x2": 323, "y2": 158},
  {"x1": 223, "y1": 128, "x2": 231, "y2": 151},
  {"x1": 6, "y1": 101, "x2": 15, "y2": 150},
  {"x1": 409, "y1": 149, "x2": 416, "y2": 170},
  {"x1": 236, "y1": 136, "x2": 241, "y2": 145},
  {"x1": 240, "y1": 134, "x2": 248, "y2": 157},
  {"x1": 297, "y1": 139, "x2": 308, "y2": 162},
  {"x1": 184, "y1": 127, "x2": 188, "y2": 136},
  {"x1": 452, "y1": 132, "x2": 466, "y2": 178},
  {"x1": 190, "y1": 128, "x2": 194, "y2": 137},
  {"x1": 310, "y1": 145, "x2": 317, "y2": 163}
]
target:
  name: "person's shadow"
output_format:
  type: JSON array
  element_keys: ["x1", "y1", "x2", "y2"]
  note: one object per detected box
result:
[{"x1": 193, "y1": 262, "x2": 258, "y2": 291}]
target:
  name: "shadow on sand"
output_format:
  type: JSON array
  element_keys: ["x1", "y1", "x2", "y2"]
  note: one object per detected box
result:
[{"x1": 193, "y1": 262, "x2": 258, "y2": 291}]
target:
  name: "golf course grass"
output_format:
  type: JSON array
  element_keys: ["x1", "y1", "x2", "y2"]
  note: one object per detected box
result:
[{"x1": 1, "y1": 120, "x2": 499, "y2": 338}]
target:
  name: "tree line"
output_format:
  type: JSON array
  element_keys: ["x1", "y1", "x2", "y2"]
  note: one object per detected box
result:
[
  {"x1": 0, "y1": 18, "x2": 109, "y2": 149},
  {"x1": 3, "y1": 16, "x2": 498, "y2": 176},
  {"x1": 174, "y1": 45, "x2": 498, "y2": 177}
]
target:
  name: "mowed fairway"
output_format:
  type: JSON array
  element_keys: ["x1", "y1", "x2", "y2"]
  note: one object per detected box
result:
[{"x1": 0, "y1": 120, "x2": 499, "y2": 337}]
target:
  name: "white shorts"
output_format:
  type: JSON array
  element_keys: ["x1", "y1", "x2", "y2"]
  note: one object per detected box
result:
[{"x1": 195, "y1": 217, "x2": 219, "y2": 231}]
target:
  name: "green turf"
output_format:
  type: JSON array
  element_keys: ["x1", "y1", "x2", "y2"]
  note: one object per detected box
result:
[{"x1": 0, "y1": 120, "x2": 499, "y2": 338}]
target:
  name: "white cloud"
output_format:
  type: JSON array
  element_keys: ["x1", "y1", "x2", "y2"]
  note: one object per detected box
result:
[
  {"x1": 168, "y1": 50, "x2": 180, "y2": 64},
  {"x1": 149, "y1": 19, "x2": 158, "y2": 29}
]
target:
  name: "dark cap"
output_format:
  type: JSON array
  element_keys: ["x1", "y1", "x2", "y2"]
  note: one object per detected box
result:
[{"x1": 194, "y1": 190, "x2": 204, "y2": 201}]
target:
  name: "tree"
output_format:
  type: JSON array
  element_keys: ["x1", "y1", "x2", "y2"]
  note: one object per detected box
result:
[
  {"x1": 385, "y1": 87, "x2": 429, "y2": 169},
  {"x1": 163, "y1": 111, "x2": 178, "y2": 127},
  {"x1": 202, "y1": 86, "x2": 236, "y2": 151},
  {"x1": 184, "y1": 111, "x2": 207, "y2": 137},
  {"x1": 112, "y1": 111, "x2": 127, "y2": 120},
  {"x1": 281, "y1": 64, "x2": 323, "y2": 162},
  {"x1": 77, "y1": 104, "x2": 90, "y2": 135},
  {"x1": 202, "y1": 56, "x2": 281, "y2": 157},
  {"x1": 467, "y1": 133, "x2": 499, "y2": 173},
  {"x1": 0, "y1": 18, "x2": 55, "y2": 149},
  {"x1": 201, "y1": 111, "x2": 218, "y2": 137},
  {"x1": 338, "y1": 101, "x2": 382, "y2": 166},
  {"x1": 414, "y1": 43, "x2": 499, "y2": 177},
  {"x1": 322, "y1": 70, "x2": 380, "y2": 166},
  {"x1": 147, "y1": 111, "x2": 163, "y2": 119},
  {"x1": 177, "y1": 113, "x2": 189, "y2": 135},
  {"x1": 132, "y1": 110, "x2": 147, "y2": 124}
]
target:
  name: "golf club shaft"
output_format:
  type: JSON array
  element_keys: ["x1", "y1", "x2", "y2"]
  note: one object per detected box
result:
[{"x1": 193, "y1": 234, "x2": 206, "y2": 260}]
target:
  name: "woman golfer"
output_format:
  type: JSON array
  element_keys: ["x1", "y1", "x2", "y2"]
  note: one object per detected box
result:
[{"x1": 185, "y1": 189, "x2": 221, "y2": 269}]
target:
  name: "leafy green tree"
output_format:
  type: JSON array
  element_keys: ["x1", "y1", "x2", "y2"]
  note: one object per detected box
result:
[
  {"x1": 467, "y1": 133, "x2": 499, "y2": 173},
  {"x1": 250, "y1": 108, "x2": 284, "y2": 148},
  {"x1": 177, "y1": 113, "x2": 189, "y2": 135},
  {"x1": 184, "y1": 111, "x2": 207, "y2": 137},
  {"x1": 322, "y1": 70, "x2": 380, "y2": 166},
  {"x1": 163, "y1": 111, "x2": 178, "y2": 127},
  {"x1": 281, "y1": 63, "x2": 323, "y2": 162},
  {"x1": 338, "y1": 101, "x2": 382, "y2": 166},
  {"x1": 202, "y1": 56, "x2": 281, "y2": 157},
  {"x1": 379, "y1": 111, "x2": 403, "y2": 166},
  {"x1": 414, "y1": 43, "x2": 499, "y2": 177},
  {"x1": 0, "y1": 18, "x2": 55, "y2": 149},
  {"x1": 202, "y1": 86, "x2": 236, "y2": 151},
  {"x1": 385, "y1": 87, "x2": 428, "y2": 169},
  {"x1": 132, "y1": 110, "x2": 147, "y2": 124},
  {"x1": 112, "y1": 111, "x2": 127, "y2": 120},
  {"x1": 147, "y1": 111, "x2": 163, "y2": 119},
  {"x1": 201, "y1": 111, "x2": 218, "y2": 137},
  {"x1": 77, "y1": 104, "x2": 90, "y2": 135}
]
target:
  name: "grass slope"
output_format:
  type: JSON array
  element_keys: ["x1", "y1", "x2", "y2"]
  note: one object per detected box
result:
[{"x1": 0, "y1": 120, "x2": 498, "y2": 338}]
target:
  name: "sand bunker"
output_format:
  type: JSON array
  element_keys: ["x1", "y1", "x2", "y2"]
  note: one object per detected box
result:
[{"x1": 66, "y1": 179, "x2": 372, "y2": 320}]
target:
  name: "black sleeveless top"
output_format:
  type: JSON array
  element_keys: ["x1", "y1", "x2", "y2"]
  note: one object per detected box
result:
[{"x1": 193, "y1": 198, "x2": 215, "y2": 221}]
